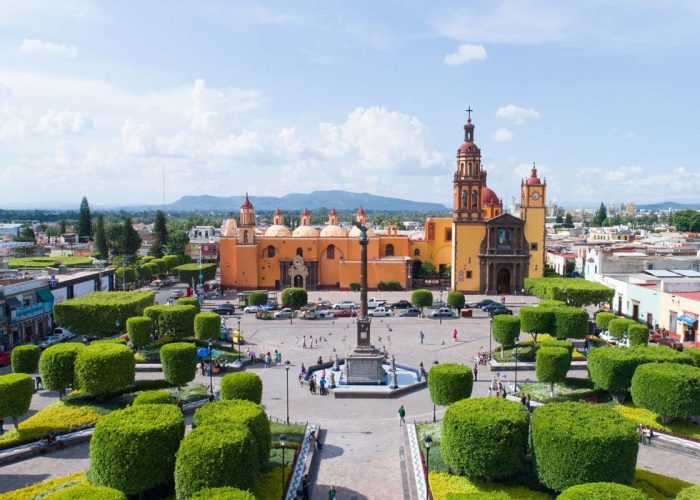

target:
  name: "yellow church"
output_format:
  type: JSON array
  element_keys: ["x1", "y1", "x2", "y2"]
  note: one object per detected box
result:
[{"x1": 219, "y1": 113, "x2": 545, "y2": 293}]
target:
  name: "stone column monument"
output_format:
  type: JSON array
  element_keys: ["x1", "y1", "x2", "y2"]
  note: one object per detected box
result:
[{"x1": 344, "y1": 222, "x2": 385, "y2": 385}]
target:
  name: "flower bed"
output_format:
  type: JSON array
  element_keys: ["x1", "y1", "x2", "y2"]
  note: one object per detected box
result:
[
  {"x1": 515, "y1": 378, "x2": 609, "y2": 404},
  {"x1": 0, "y1": 471, "x2": 87, "y2": 500},
  {"x1": 428, "y1": 472, "x2": 550, "y2": 500},
  {"x1": 614, "y1": 404, "x2": 700, "y2": 441},
  {"x1": 632, "y1": 469, "x2": 693, "y2": 499}
]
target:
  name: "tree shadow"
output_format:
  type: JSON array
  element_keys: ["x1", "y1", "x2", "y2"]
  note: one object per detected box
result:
[
  {"x1": 317, "y1": 443, "x2": 344, "y2": 459},
  {"x1": 0, "y1": 474, "x2": 51, "y2": 494},
  {"x1": 312, "y1": 484, "x2": 368, "y2": 500}
]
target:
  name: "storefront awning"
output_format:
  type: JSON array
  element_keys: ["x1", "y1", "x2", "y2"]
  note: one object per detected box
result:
[
  {"x1": 678, "y1": 315, "x2": 698, "y2": 325},
  {"x1": 5, "y1": 297, "x2": 21, "y2": 307},
  {"x1": 36, "y1": 289, "x2": 55, "y2": 304}
]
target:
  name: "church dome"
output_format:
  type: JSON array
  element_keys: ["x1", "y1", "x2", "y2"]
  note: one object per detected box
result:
[
  {"x1": 526, "y1": 164, "x2": 543, "y2": 185},
  {"x1": 265, "y1": 225, "x2": 292, "y2": 237},
  {"x1": 292, "y1": 226, "x2": 320, "y2": 238},
  {"x1": 320, "y1": 225, "x2": 348, "y2": 238},
  {"x1": 348, "y1": 226, "x2": 376, "y2": 238},
  {"x1": 458, "y1": 141, "x2": 480, "y2": 154},
  {"x1": 482, "y1": 187, "x2": 500, "y2": 205},
  {"x1": 221, "y1": 218, "x2": 238, "y2": 237}
]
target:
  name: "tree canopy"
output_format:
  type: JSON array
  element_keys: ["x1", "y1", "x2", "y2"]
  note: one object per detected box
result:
[{"x1": 78, "y1": 197, "x2": 92, "y2": 238}]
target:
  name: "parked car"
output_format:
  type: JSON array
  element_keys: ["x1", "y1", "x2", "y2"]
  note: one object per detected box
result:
[
  {"x1": 617, "y1": 336, "x2": 630, "y2": 348},
  {"x1": 0, "y1": 351, "x2": 11, "y2": 367},
  {"x1": 261, "y1": 303, "x2": 277, "y2": 311},
  {"x1": 82, "y1": 335, "x2": 99, "y2": 345},
  {"x1": 483, "y1": 303, "x2": 508, "y2": 313},
  {"x1": 332, "y1": 308, "x2": 356, "y2": 318},
  {"x1": 274, "y1": 308, "x2": 295, "y2": 319},
  {"x1": 333, "y1": 300, "x2": 357, "y2": 310},
  {"x1": 243, "y1": 305, "x2": 262, "y2": 314},
  {"x1": 400, "y1": 307, "x2": 422, "y2": 317},
  {"x1": 53, "y1": 327, "x2": 75, "y2": 341},
  {"x1": 430, "y1": 307, "x2": 454, "y2": 319},
  {"x1": 39, "y1": 336, "x2": 62, "y2": 349},
  {"x1": 212, "y1": 303, "x2": 236, "y2": 315},
  {"x1": 391, "y1": 300, "x2": 412, "y2": 309},
  {"x1": 169, "y1": 290, "x2": 184, "y2": 299},
  {"x1": 367, "y1": 298, "x2": 387, "y2": 309},
  {"x1": 469, "y1": 299, "x2": 498, "y2": 309},
  {"x1": 430, "y1": 300, "x2": 448, "y2": 309},
  {"x1": 599, "y1": 331, "x2": 620, "y2": 345},
  {"x1": 301, "y1": 309, "x2": 334, "y2": 319},
  {"x1": 369, "y1": 306, "x2": 392, "y2": 317},
  {"x1": 489, "y1": 307, "x2": 513, "y2": 317},
  {"x1": 658, "y1": 337, "x2": 684, "y2": 351}
]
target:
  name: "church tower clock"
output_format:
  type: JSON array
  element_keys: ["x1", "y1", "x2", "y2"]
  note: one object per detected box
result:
[{"x1": 521, "y1": 164, "x2": 546, "y2": 278}]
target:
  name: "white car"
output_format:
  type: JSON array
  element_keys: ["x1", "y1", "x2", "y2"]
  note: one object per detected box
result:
[
  {"x1": 369, "y1": 307, "x2": 392, "y2": 317},
  {"x1": 53, "y1": 327, "x2": 75, "y2": 341},
  {"x1": 243, "y1": 305, "x2": 262, "y2": 314},
  {"x1": 39, "y1": 336, "x2": 62, "y2": 349},
  {"x1": 599, "y1": 331, "x2": 618, "y2": 345},
  {"x1": 274, "y1": 308, "x2": 295, "y2": 319},
  {"x1": 333, "y1": 300, "x2": 357, "y2": 310},
  {"x1": 618, "y1": 336, "x2": 630, "y2": 348}
]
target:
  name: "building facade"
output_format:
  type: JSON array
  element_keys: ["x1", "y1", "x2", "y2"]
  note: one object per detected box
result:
[{"x1": 0, "y1": 277, "x2": 53, "y2": 351}]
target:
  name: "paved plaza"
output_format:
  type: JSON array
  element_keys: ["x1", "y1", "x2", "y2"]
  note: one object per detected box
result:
[{"x1": 1, "y1": 291, "x2": 699, "y2": 498}]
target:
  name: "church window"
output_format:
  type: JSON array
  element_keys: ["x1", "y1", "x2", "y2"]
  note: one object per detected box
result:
[
  {"x1": 497, "y1": 228, "x2": 512, "y2": 250},
  {"x1": 243, "y1": 230, "x2": 249, "y2": 243},
  {"x1": 530, "y1": 242, "x2": 539, "y2": 251},
  {"x1": 414, "y1": 249, "x2": 421, "y2": 257},
  {"x1": 326, "y1": 245, "x2": 335, "y2": 260},
  {"x1": 466, "y1": 271, "x2": 472, "y2": 279},
  {"x1": 266, "y1": 246, "x2": 276, "y2": 258},
  {"x1": 444, "y1": 228, "x2": 452, "y2": 242},
  {"x1": 472, "y1": 190, "x2": 478, "y2": 209},
  {"x1": 296, "y1": 247, "x2": 303, "y2": 257},
  {"x1": 467, "y1": 162, "x2": 472, "y2": 175},
  {"x1": 385, "y1": 244, "x2": 395, "y2": 257}
]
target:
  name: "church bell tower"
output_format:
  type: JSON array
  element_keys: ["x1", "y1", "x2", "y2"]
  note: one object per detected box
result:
[{"x1": 453, "y1": 108, "x2": 486, "y2": 222}]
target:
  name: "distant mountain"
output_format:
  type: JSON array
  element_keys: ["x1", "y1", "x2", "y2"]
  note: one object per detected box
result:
[
  {"x1": 153, "y1": 190, "x2": 448, "y2": 212},
  {"x1": 636, "y1": 201, "x2": 700, "y2": 211}
]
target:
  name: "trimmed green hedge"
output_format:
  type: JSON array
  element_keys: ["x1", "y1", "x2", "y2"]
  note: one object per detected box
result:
[
  {"x1": 557, "y1": 482, "x2": 647, "y2": 499},
  {"x1": 686, "y1": 348, "x2": 700, "y2": 368},
  {"x1": 175, "y1": 423, "x2": 258, "y2": 498},
  {"x1": 126, "y1": 316, "x2": 152, "y2": 350},
  {"x1": 177, "y1": 296, "x2": 201, "y2": 312},
  {"x1": 539, "y1": 339, "x2": 573, "y2": 355},
  {"x1": 132, "y1": 390, "x2": 177, "y2": 406},
  {"x1": 447, "y1": 291, "x2": 466, "y2": 310},
  {"x1": 595, "y1": 312, "x2": 617, "y2": 329},
  {"x1": 520, "y1": 307, "x2": 555, "y2": 340},
  {"x1": 631, "y1": 362, "x2": 700, "y2": 422},
  {"x1": 441, "y1": 398, "x2": 529, "y2": 479},
  {"x1": 531, "y1": 402, "x2": 638, "y2": 491},
  {"x1": 492, "y1": 316, "x2": 520, "y2": 348},
  {"x1": 677, "y1": 485, "x2": 700, "y2": 499},
  {"x1": 553, "y1": 307, "x2": 588, "y2": 340},
  {"x1": 628, "y1": 324, "x2": 649, "y2": 347},
  {"x1": 536, "y1": 347, "x2": 571, "y2": 395},
  {"x1": 53, "y1": 291, "x2": 155, "y2": 337},
  {"x1": 524, "y1": 277, "x2": 614, "y2": 307},
  {"x1": 11, "y1": 344, "x2": 40, "y2": 374},
  {"x1": 609, "y1": 318, "x2": 638, "y2": 339},
  {"x1": 190, "y1": 487, "x2": 256, "y2": 500},
  {"x1": 411, "y1": 289, "x2": 433, "y2": 309},
  {"x1": 194, "y1": 312, "x2": 221, "y2": 341},
  {"x1": 163, "y1": 255, "x2": 181, "y2": 270},
  {"x1": 377, "y1": 280, "x2": 403, "y2": 291},
  {"x1": 248, "y1": 291, "x2": 268, "y2": 306},
  {"x1": 193, "y1": 399, "x2": 270, "y2": 469},
  {"x1": 7, "y1": 256, "x2": 93, "y2": 268},
  {"x1": 280, "y1": 287, "x2": 308, "y2": 309},
  {"x1": 428, "y1": 364, "x2": 473, "y2": 406},
  {"x1": 144, "y1": 304, "x2": 197, "y2": 339},
  {"x1": 160, "y1": 342, "x2": 197, "y2": 393},
  {"x1": 75, "y1": 344, "x2": 135, "y2": 397},
  {"x1": 538, "y1": 300, "x2": 566, "y2": 308},
  {"x1": 220, "y1": 372, "x2": 263, "y2": 404},
  {"x1": 45, "y1": 485, "x2": 127, "y2": 499},
  {"x1": 151, "y1": 258, "x2": 167, "y2": 274},
  {"x1": 0, "y1": 373, "x2": 34, "y2": 429},
  {"x1": 90, "y1": 404, "x2": 184, "y2": 495},
  {"x1": 174, "y1": 263, "x2": 217, "y2": 284},
  {"x1": 39, "y1": 343, "x2": 85, "y2": 397}
]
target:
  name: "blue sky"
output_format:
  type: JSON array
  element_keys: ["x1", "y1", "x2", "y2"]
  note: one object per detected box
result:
[{"x1": 1, "y1": 0, "x2": 699, "y2": 209}]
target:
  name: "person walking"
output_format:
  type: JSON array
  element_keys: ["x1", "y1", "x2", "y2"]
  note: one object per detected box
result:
[
  {"x1": 398, "y1": 405, "x2": 406, "y2": 426},
  {"x1": 309, "y1": 376, "x2": 316, "y2": 395},
  {"x1": 328, "y1": 485, "x2": 337, "y2": 500},
  {"x1": 302, "y1": 474, "x2": 310, "y2": 500},
  {"x1": 319, "y1": 376, "x2": 327, "y2": 395},
  {"x1": 453, "y1": 329, "x2": 458, "y2": 342},
  {"x1": 525, "y1": 394, "x2": 531, "y2": 411},
  {"x1": 472, "y1": 363, "x2": 478, "y2": 381},
  {"x1": 419, "y1": 331, "x2": 425, "y2": 344}
]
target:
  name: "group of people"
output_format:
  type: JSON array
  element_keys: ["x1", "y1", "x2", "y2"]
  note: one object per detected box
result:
[
  {"x1": 243, "y1": 348, "x2": 283, "y2": 367},
  {"x1": 307, "y1": 372, "x2": 330, "y2": 395},
  {"x1": 637, "y1": 424, "x2": 655, "y2": 445},
  {"x1": 519, "y1": 394, "x2": 532, "y2": 411},
  {"x1": 298, "y1": 335, "x2": 327, "y2": 349},
  {"x1": 199, "y1": 359, "x2": 225, "y2": 375},
  {"x1": 488, "y1": 375, "x2": 508, "y2": 398}
]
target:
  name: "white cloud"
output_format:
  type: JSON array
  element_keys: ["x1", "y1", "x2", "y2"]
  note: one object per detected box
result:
[
  {"x1": 19, "y1": 38, "x2": 78, "y2": 58},
  {"x1": 496, "y1": 104, "x2": 540, "y2": 124},
  {"x1": 120, "y1": 119, "x2": 156, "y2": 156},
  {"x1": 191, "y1": 78, "x2": 262, "y2": 133},
  {"x1": 36, "y1": 109, "x2": 93, "y2": 135},
  {"x1": 443, "y1": 44, "x2": 487, "y2": 65},
  {"x1": 492, "y1": 128, "x2": 513, "y2": 143}
]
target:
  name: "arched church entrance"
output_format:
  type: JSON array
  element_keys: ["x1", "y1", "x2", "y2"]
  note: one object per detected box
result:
[
  {"x1": 293, "y1": 275, "x2": 304, "y2": 288},
  {"x1": 496, "y1": 268, "x2": 511, "y2": 294}
]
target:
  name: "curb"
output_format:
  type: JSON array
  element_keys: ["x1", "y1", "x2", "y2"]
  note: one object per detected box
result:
[{"x1": 406, "y1": 423, "x2": 427, "y2": 500}]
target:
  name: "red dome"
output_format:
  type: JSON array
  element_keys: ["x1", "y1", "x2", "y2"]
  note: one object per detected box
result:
[
  {"x1": 527, "y1": 164, "x2": 542, "y2": 185},
  {"x1": 482, "y1": 187, "x2": 500, "y2": 205},
  {"x1": 241, "y1": 193, "x2": 253, "y2": 209},
  {"x1": 302, "y1": 208, "x2": 310, "y2": 216},
  {"x1": 329, "y1": 208, "x2": 337, "y2": 215},
  {"x1": 458, "y1": 141, "x2": 480, "y2": 154},
  {"x1": 357, "y1": 207, "x2": 365, "y2": 215}
]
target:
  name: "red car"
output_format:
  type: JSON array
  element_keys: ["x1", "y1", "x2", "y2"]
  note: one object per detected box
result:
[
  {"x1": 657, "y1": 337, "x2": 684, "y2": 351},
  {"x1": 0, "y1": 351, "x2": 10, "y2": 367},
  {"x1": 332, "y1": 308, "x2": 357, "y2": 318}
]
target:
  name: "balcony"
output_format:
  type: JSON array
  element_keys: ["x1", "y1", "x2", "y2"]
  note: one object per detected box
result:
[{"x1": 480, "y1": 248, "x2": 528, "y2": 257}]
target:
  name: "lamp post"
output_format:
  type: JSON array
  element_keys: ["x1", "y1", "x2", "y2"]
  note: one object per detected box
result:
[
  {"x1": 207, "y1": 339, "x2": 214, "y2": 399},
  {"x1": 279, "y1": 433, "x2": 288, "y2": 500},
  {"x1": 514, "y1": 339, "x2": 519, "y2": 392},
  {"x1": 236, "y1": 317, "x2": 241, "y2": 358},
  {"x1": 285, "y1": 360, "x2": 291, "y2": 425},
  {"x1": 489, "y1": 318, "x2": 493, "y2": 360},
  {"x1": 432, "y1": 360, "x2": 439, "y2": 423},
  {"x1": 439, "y1": 289, "x2": 443, "y2": 325},
  {"x1": 424, "y1": 435, "x2": 432, "y2": 499}
]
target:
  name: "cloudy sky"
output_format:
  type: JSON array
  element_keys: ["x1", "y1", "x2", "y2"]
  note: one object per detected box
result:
[{"x1": 1, "y1": 1, "x2": 699, "y2": 209}]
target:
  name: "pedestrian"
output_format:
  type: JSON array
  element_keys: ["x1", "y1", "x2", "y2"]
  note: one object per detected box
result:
[
  {"x1": 303, "y1": 336, "x2": 307, "y2": 349},
  {"x1": 501, "y1": 296, "x2": 506, "y2": 305},
  {"x1": 328, "y1": 485, "x2": 337, "y2": 500},
  {"x1": 453, "y1": 329, "x2": 458, "y2": 342},
  {"x1": 419, "y1": 331, "x2": 425, "y2": 344},
  {"x1": 273, "y1": 349, "x2": 279, "y2": 365},
  {"x1": 584, "y1": 336, "x2": 590, "y2": 354},
  {"x1": 521, "y1": 395, "x2": 527, "y2": 407},
  {"x1": 302, "y1": 474, "x2": 310, "y2": 500},
  {"x1": 310, "y1": 430, "x2": 317, "y2": 449},
  {"x1": 309, "y1": 376, "x2": 316, "y2": 395},
  {"x1": 35, "y1": 376, "x2": 42, "y2": 391},
  {"x1": 398, "y1": 405, "x2": 406, "y2": 426},
  {"x1": 473, "y1": 363, "x2": 478, "y2": 381},
  {"x1": 637, "y1": 424, "x2": 644, "y2": 443},
  {"x1": 525, "y1": 394, "x2": 531, "y2": 411},
  {"x1": 319, "y1": 376, "x2": 326, "y2": 395},
  {"x1": 264, "y1": 352, "x2": 270, "y2": 368},
  {"x1": 317, "y1": 355, "x2": 323, "y2": 365},
  {"x1": 200, "y1": 361, "x2": 206, "y2": 376},
  {"x1": 420, "y1": 364, "x2": 427, "y2": 382},
  {"x1": 301, "y1": 363, "x2": 307, "y2": 375}
]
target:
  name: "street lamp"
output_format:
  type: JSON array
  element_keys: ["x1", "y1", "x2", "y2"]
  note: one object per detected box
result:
[
  {"x1": 207, "y1": 339, "x2": 214, "y2": 399},
  {"x1": 424, "y1": 435, "x2": 433, "y2": 499},
  {"x1": 514, "y1": 339, "x2": 520, "y2": 392},
  {"x1": 432, "y1": 360, "x2": 439, "y2": 422},
  {"x1": 285, "y1": 360, "x2": 291, "y2": 425},
  {"x1": 236, "y1": 317, "x2": 241, "y2": 358},
  {"x1": 439, "y1": 289, "x2": 443, "y2": 325},
  {"x1": 279, "y1": 433, "x2": 288, "y2": 500},
  {"x1": 489, "y1": 318, "x2": 493, "y2": 360}
]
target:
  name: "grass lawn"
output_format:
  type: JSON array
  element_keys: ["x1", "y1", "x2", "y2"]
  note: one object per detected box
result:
[
  {"x1": 614, "y1": 404, "x2": 700, "y2": 441},
  {"x1": 514, "y1": 377, "x2": 610, "y2": 404}
]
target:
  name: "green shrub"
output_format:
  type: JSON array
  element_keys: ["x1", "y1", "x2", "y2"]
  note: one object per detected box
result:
[
  {"x1": 174, "y1": 263, "x2": 217, "y2": 284},
  {"x1": 557, "y1": 482, "x2": 647, "y2": 499},
  {"x1": 677, "y1": 485, "x2": 700, "y2": 500},
  {"x1": 74, "y1": 343, "x2": 135, "y2": 396},
  {"x1": 7, "y1": 256, "x2": 93, "y2": 268},
  {"x1": 630, "y1": 362, "x2": 700, "y2": 423},
  {"x1": 538, "y1": 300, "x2": 566, "y2": 308},
  {"x1": 177, "y1": 296, "x2": 201, "y2": 312},
  {"x1": 143, "y1": 262, "x2": 159, "y2": 278},
  {"x1": 596, "y1": 312, "x2": 617, "y2": 329},
  {"x1": 377, "y1": 280, "x2": 403, "y2": 291},
  {"x1": 175, "y1": 423, "x2": 258, "y2": 498},
  {"x1": 520, "y1": 307, "x2": 555, "y2": 341},
  {"x1": 162, "y1": 255, "x2": 181, "y2": 270},
  {"x1": 0, "y1": 373, "x2": 34, "y2": 429},
  {"x1": 536, "y1": 347, "x2": 571, "y2": 396},
  {"x1": 221, "y1": 372, "x2": 263, "y2": 404},
  {"x1": 39, "y1": 343, "x2": 85, "y2": 397},
  {"x1": 349, "y1": 282, "x2": 360, "y2": 292},
  {"x1": 524, "y1": 277, "x2": 614, "y2": 307},
  {"x1": 114, "y1": 267, "x2": 136, "y2": 287},
  {"x1": 248, "y1": 291, "x2": 268, "y2": 306},
  {"x1": 608, "y1": 318, "x2": 638, "y2": 339},
  {"x1": 441, "y1": 398, "x2": 529, "y2": 479},
  {"x1": 193, "y1": 399, "x2": 270, "y2": 469},
  {"x1": 45, "y1": 485, "x2": 127, "y2": 499},
  {"x1": 531, "y1": 402, "x2": 638, "y2": 491},
  {"x1": 539, "y1": 339, "x2": 573, "y2": 354},
  {"x1": 447, "y1": 291, "x2": 466, "y2": 310},
  {"x1": 160, "y1": 342, "x2": 197, "y2": 400},
  {"x1": 132, "y1": 390, "x2": 177, "y2": 406},
  {"x1": 53, "y1": 291, "x2": 155, "y2": 337},
  {"x1": 280, "y1": 287, "x2": 308, "y2": 309},
  {"x1": 90, "y1": 404, "x2": 184, "y2": 495},
  {"x1": 144, "y1": 304, "x2": 197, "y2": 339},
  {"x1": 194, "y1": 312, "x2": 221, "y2": 341},
  {"x1": 411, "y1": 289, "x2": 433, "y2": 310},
  {"x1": 151, "y1": 258, "x2": 167, "y2": 274},
  {"x1": 492, "y1": 315, "x2": 520, "y2": 348},
  {"x1": 155, "y1": 335, "x2": 174, "y2": 347},
  {"x1": 628, "y1": 325, "x2": 649, "y2": 347},
  {"x1": 11, "y1": 344, "x2": 40, "y2": 373},
  {"x1": 553, "y1": 307, "x2": 588, "y2": 340},
  {"x1": 126, "y1": 316, "x2": 152, "y2": 350},
  {"x1": 428, "y1": 364, "x2": 473, "y2": 406},
  {"x1": 190, "y1": 487, "x2": 256, "y2": 500},
  {"x1": 685, "y1": 348, "x2": 700, "y2": 368}
]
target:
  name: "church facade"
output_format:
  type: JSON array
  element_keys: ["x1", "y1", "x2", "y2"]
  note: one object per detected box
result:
[{"x1": 219, "y1": 114, "x2": 545, "y2": 293}]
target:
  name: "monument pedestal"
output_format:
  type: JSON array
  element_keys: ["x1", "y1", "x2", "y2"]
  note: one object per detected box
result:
[{"x1": 345, "y1": 348, "x2": 385, "y2": 385}]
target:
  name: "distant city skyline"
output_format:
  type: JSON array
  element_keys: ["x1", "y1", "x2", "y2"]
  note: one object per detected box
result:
[{"x1": 1, "y1": 1, "x2": 699, "y2": 208}]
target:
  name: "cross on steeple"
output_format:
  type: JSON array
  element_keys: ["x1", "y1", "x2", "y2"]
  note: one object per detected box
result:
[{"x1": 466, "y1": 107, "x2": 473, "y2": 120}]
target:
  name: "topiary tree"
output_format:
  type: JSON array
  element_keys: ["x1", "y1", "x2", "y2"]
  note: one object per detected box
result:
[
  {"x1": 608, "y1": 318, "x2": 638, "y2": 340},
  {"x1": 162, "y1": 255, "x2": 181, "y2": 270},
  {"x1": 177, "y1": 296, "x2": 201, "y2": 312},
  {"x1": 538, "y1": 300, "x2": 566, "y2": 309},
  {"x1": 595, "y1": 312, "x2": 616, "y2": 330},
  {"x1": 90, "y1": 404, "x2": 184, "y2": 495},
  {"x1": 175, "y1": 423, "x2": 258, "y2": 498},
  {"x1": 132, "y1": 390, "x2": 177, "y2": 406},
  {"x1": 428, "y1": 363, "x2": 473, "y2": 406},
  {"x1": 553, "y1": 307, "x2": 588, "y2": 340},
  {"x1": 174, "y1": 263, "x2": 217, "y2": 284},
  {"x1": 519, "y1": 306, "x2": 555, "y2": 343},
  {"x1": 193, "y1": 399, "x2": 271, "y2": 469},
  {"x1": 281, "y1": 287, "x2": 308, "y2": 310},
  {"x1": 441, "y1": 398, "x2": 529, "y2": 479},
  {"x1": 685, "y1": 348, "x2": 700, "y2": 368},
  {"x1": 411, "y1": 289, "x2": 433, "y2": 313},
  {"x1": 627, "y1": 324, "x2": 649, "y2": 347},
  {"x1": 194, "y1": 312, "x2": 221, "y2": 341},
  {"x1": 539, "y1": 339, "x2": 573, "y2": 355},
  {"x1": 39, "y1": 343, "x2": 85, "y2": 398},
  {"x1": 45, "y1": 485, "x2": 126, "y2": 499},
  {"x1": 190, "y1": 487, "x2": 256, "y2": 500},
  {"x1": 221, "y1": 372, "x2": 263, "y2": 404},
  {"x1": 677, "y1": 485, "x2": 700, "y2": 500},
  {"x1": 631, "y1": 362, "x2": 700, "y2": 423},
  {"x1": 447, "y1": 291, "x2": 465, "y2": 314},
  {"x1": 160, "y1": 342, "x2": 197, "y2": 402},
  {"x1": 0, "y1": 373, "x2": 34, "y2": 430},
  {"x1": 536, "y1": 347, "x2": 571, "y2": 397},
  {"x1": 524, "y1": 277, "x2": 614, "y2": 308},
  {"x1": 126, "y1": 316, "x2": 152, "y2": 351},
  {"x1": 558, "y1": 482, "x2": 647, "y2": 500},
  {"x1": 144, "y1": 304, "x2": 197, "y2": 340},
  {"x1": 349, "y1": 282, "x2": 360, "y2": 292},
  {"x1": 11, "y1": 344, "x2": 40, "y2": 374},
  {"x1": 248, "y1": 291, "x2": 268, "y2": 306},
  {"x1": 75, "y1": 343, "x2": 135, "y2": 397},
  {"x1": 531, "y1": 402, "x2": 638, "y2": 491},
  {"x1": 492, "y1": 315, "x2": 520, "y2": 355}
]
